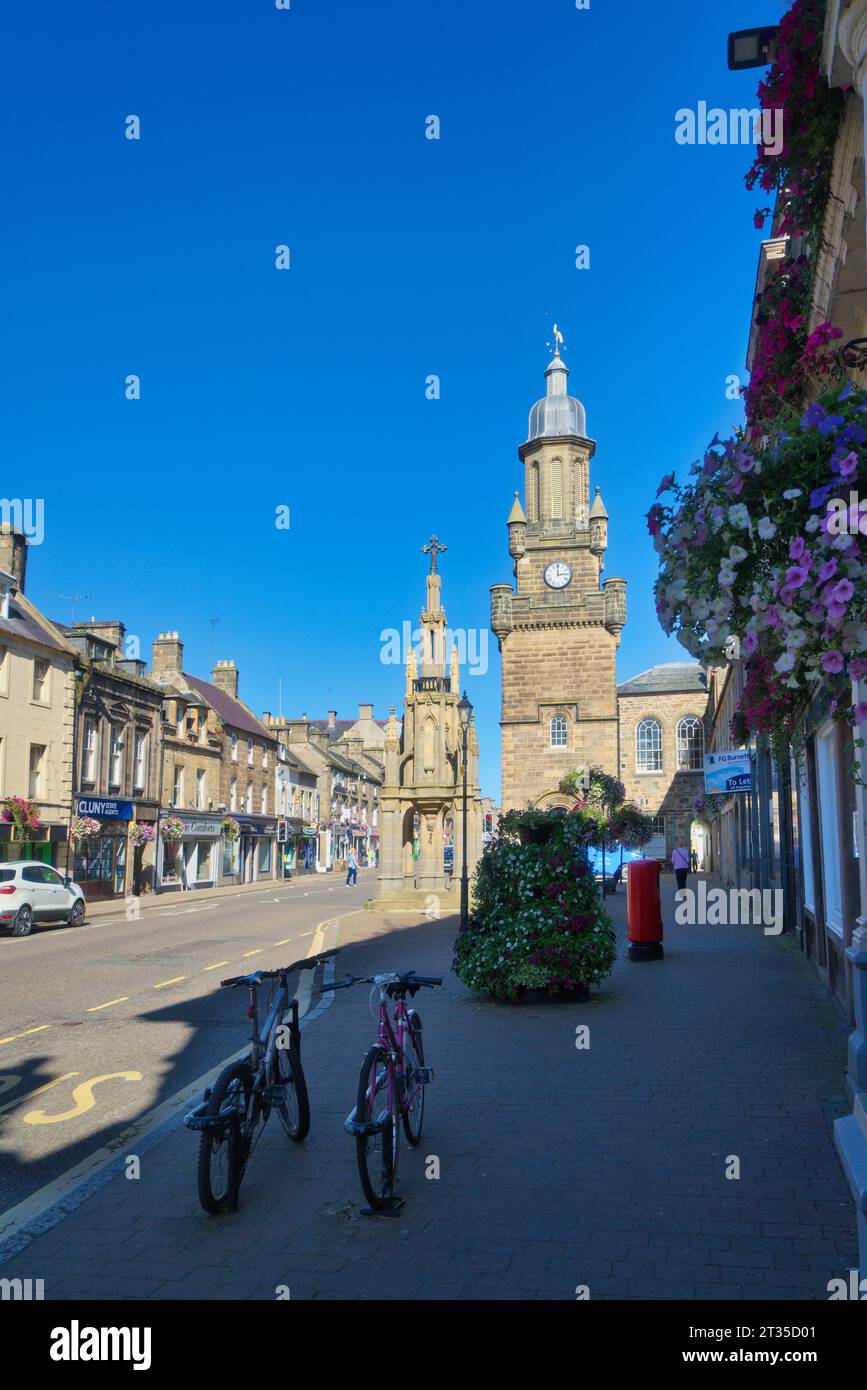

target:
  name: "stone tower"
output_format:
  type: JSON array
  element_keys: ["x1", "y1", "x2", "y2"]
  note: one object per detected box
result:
[
  {"x1": 372, "y1": 539, "x2": 482, "y2": 910},
  {"x1": 490, "y1": 343, "x2": 626, "y2": 811}
]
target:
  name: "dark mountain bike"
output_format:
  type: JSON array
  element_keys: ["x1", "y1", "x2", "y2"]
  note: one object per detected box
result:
[
  {"x1": 319, "y1": 970, "x2": 441, "y2": 1212},
  {"x1": 185, "y1": 950, "x2": 335, "y2": 1214}
]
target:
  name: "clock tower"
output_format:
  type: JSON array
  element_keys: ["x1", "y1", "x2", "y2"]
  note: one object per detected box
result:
[{"x1": 490, "y1": 341, "x2": 627, "y2": 811}]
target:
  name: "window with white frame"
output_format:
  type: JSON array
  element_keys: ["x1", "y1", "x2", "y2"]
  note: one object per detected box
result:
[
  {"x1": 677, "y1": 716, "x2": 704, "y2": 770},
  {"x1": 246, "y1": 783, "x2": 253, "y2": 814},
  {"x1": 108, "y1": 725, "x2": 124, "y2": 787},
  {"x1": 247, "y1": 738, "x2": 254, "y2": 767},
  {"x1": 550, "y1": 714, "x2": 568, "y2": 747},
  {"x1": 172, "y1": 765, "x2": 183, "y2": 806},
  {"x1": 82, "y1": 717, "x2": 98, "y2": 784},
  {"x1": 133, "y1": 730, "x2": 147, "y2": 791},
  {"x1": 32, "y1": 657, "x2": 50, "y2": 703},
  {"x1": 261, "y1": 787, "x2": 267, "y2": 815},
  {"x1": 636, "y1": 717, "x2": 663, "y2": 772},
  {"x1": 231, "y1": 733, "x2": 238, "y2": 762},
  {"x1": 28, "y1": 744, "x2": 45, "y2": 799},
  {"x1": 262, "y1": 746, "x2": 269, "y2": 770},
  {"x1": 230, "y1": 778, "x2": 237, "y2": 811},
  {"x1": 196, "y1": 768, "x2": 206, "y2": 810}
]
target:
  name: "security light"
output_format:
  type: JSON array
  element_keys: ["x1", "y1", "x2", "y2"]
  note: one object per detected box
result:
[{"x1": 728, "y1": 26, "x2": 778, "y2": 70}]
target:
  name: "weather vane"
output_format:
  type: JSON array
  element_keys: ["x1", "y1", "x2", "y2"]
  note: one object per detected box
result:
[
  {"x1": 547, "y1": 323, "x2": 565, "y2": 357},
  {"x1": 422, "y1": 535, "x2": 447, "y2": 575}
]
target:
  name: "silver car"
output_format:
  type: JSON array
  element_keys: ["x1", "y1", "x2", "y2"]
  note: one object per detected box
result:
[{"x1": 0, "y1": 860, "x2": 86, "y2": 936}]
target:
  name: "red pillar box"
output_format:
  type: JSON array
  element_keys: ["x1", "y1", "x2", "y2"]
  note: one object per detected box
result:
[{"x1": 626, "y1": 859, "x2": 663, "y2": 961}]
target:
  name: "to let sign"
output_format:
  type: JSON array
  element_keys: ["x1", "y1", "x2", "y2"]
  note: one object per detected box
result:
[{"x1": 704, "y1": 751, "x2": 752, "y2": 795}]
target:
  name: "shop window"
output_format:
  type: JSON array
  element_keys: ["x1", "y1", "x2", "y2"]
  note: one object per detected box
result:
[
  {"x1": 816, "y1": 724, "x2": 842, "y2": 933},
  {"x1": 162, "y1": 840, "x2": 180, "y2": 883},
  {"x1": 196, "y1": 842, "x2": 213, "y2": 882},
  {"x1": 257, "y1": 839, "x2": 272, "y2": 876},
  {"x1": 796, "y1": 756, "x2": 814, "y2": 912},
  {"x1": 222, "y1": 838, "x2": 240, "y2": 877}
]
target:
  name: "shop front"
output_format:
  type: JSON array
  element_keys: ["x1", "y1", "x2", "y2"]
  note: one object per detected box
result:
[
  {"x1": 159, "y1": 813, "x2": 222, "y2": 892},
  {"x1": 73, "y1": 797, "x2": 133, "y2": 902},
  {"x1": 0, "y1": 819, "x2": 68, "y2": 871},
  {"x1": 298, "y1": 824, "x2": 318, "y2": 873},
  {"x1": 236, "y1": 817, "x2": 277, "y2": 883}
]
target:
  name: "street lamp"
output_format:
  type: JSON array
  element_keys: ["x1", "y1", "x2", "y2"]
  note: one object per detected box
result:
[{"x1": 458, "y1": 691, "x2": 472, "y2": 931}]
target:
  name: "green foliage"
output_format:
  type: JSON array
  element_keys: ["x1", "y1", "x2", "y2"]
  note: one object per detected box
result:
[{"x1": 454, "y1": 811, "x2": 617, "y2": 1001}]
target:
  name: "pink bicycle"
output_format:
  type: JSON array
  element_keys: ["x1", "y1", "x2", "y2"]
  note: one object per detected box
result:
[{"x1": 320, "y1": 970, "x2": 441, "y2": 1211}]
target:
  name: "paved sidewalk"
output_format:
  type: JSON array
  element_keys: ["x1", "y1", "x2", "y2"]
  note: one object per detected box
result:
[
  {"x1": 0, "y1": 875, "x2": 857, "y2": 1300},
  {"x1": 82, "y1": 868, "x2": 371, "y2": 919}
]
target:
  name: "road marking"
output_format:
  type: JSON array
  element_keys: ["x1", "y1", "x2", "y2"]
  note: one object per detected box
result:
[
  {"x1": 242, "y1": 949, "x2": 263, "y2": 958},
  {"x1": 85, "y1": 998, "x2": 129, "y2": 1013},
  {"x1": 0, "y1": 1072, "x2": 81, "y2": 1117},
  {"x1": 204, "y1": 960, "x2": 229, "y2": 971},
  {"x1": 24, "y1": 1072, "x2": 142, "y2": 1125},
  {"x1": 153, "y1": 977, "x2": 186, "y2": 989},
  {"x1": 0, "y1": 1024, "x2": 50, "y2": 1046}
]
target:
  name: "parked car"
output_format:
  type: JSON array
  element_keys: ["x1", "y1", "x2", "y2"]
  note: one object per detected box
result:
[
  {"x1": 586, "y1": 842, "x2": 646, "y2": 892},
  {"x1": 0, "y1": 861, "x2": 86, "y2": 936}
]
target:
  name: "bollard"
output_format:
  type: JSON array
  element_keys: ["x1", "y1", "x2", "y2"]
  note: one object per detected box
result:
[{"x1": 627, "y1": 859, "x2": 663, "y2": 961}]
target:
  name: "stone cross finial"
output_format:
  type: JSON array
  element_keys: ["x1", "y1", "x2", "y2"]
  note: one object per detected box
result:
[{"x1": 422, "y1": 535, "x2": 447, "y2": 574}]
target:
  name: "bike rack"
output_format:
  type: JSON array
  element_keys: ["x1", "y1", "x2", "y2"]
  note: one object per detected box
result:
[{"x1": 344, "y1": 1104, "x2": 390, "y2": 1138}]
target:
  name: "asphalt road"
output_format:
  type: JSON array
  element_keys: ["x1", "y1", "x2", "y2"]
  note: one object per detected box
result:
[{"x1": 0, "y1": 874, "x2": 376, "y2": 1215}]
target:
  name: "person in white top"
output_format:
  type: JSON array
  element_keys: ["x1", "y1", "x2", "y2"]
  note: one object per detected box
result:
[{"x1": 671, "y1": 840, "x2": 691, "y2": 891}]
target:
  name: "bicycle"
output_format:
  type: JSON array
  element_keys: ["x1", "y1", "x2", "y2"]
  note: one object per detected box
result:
[
  {"x1": 185, "y1": 949, "x2": 336, "y2": 1214},
  {"x1": 319, "y1": 970, "x2": 441, "y2": 1212}
]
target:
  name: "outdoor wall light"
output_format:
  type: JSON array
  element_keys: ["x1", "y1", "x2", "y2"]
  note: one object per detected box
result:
[{"x1": 727, "y1": 26, "x2": 779, "y2": 70}]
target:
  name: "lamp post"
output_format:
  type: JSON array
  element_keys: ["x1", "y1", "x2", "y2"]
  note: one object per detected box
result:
[{"x1": 458, "y1": 691, "x2": 472, "y2": 931}]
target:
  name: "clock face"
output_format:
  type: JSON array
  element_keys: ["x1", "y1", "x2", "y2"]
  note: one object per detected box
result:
[{"x1": 544, "y1": 561, "x2": 572, "y2": 590}]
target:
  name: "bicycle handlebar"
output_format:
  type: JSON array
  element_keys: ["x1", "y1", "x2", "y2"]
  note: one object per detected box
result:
[
  {"x1": 220, "y1": 948, "x2": 337, "y2": 989},
  {"x1": 318, "y1": 970, "x2": 442, "y2": 994}
]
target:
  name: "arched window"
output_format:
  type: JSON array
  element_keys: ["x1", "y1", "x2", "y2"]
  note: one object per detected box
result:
[
  {"x1": 677, "y1": 716, "x2": 705, "y2": 770},
  {"x1": 551, "y1": 458, "x2": 563, "y2": 519},
  {"x1": 550, "y1": 714, "x2": 568, "y2": 747},
  {"x1": 636, "y1": 717, "x2": 662, "y2": 772}
]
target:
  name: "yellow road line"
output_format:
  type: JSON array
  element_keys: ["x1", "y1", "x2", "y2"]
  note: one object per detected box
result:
[
  {"x1": 204, "y1": 961, "x2": 229, "y2": 971},
  {"x1": 0, "y1": 1024, "x2": 50, "y2": 1046},
  {"x1": 0, "y1": 1071, "x2": 80, "y2": 1117},
  {"x1": 242, "y1": 949, "x2": 263, "y2": 958},
  {"x1": 153, "y1": 977, "x2": 186, "y2": 989},
  {"x1": 86, "y1": 998, "x2": 129, "y2": 1013}
]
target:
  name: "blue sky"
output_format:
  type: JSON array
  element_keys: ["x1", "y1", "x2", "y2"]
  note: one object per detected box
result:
[{"x1": 2, "y1": 0, "x2": 784, "y2": 799}]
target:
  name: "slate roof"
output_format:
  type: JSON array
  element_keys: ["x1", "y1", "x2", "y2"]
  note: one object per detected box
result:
[
  {"x1": 0, "y1": 590, "x2": 76, "y2": 656},
  {"x1": 182, "y1": 671, "x2": 277, "y2": 741},
  {"x1": 309, "y1": 718, "x2": 389, "y2": 740},
  {"x1": 617, "y1": 662, "x2": 708, "y2": 697}
]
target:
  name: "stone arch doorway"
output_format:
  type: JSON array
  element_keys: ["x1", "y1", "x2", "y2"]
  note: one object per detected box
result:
[
  {"x1": 690, "y1": 817, "x2": 712, "y2": 873},
  {"x1": 532, "y1": 789, "x2": 575, "y2": 812}
]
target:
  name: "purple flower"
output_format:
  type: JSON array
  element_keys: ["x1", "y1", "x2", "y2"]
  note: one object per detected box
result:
[
  {"x1": 801, "y1": 403, "x2": 826, "y2": 429},
  {"x1": 836, "y1": 451, "x2": 858, "y2": 480},
  {"x1": 849, "y1": 658, "x2": 867, "y2": 680},
  {"x1": 784, "y1": 564, "x2": 811, "y2": 590},
  {"x1": 821, "y1": 650, "x2": 844, "y2": 674},
  {"x1": 855, "y1": 702, "x2": 867, "y2": 725},
  {"x1": 818, "y1": 557, "x2": 838, "y2": 582},
  {"x1": 818, "y1": 413, "x2": 845, "y2": 436},
  {"x1": 743, "y1": 631, "x2": 759, "y2": 655},
  {"x1": 789, "y1": 536, "x2": 807, "y2": 560},
  {"x1": 810, "y1": 484, "x2": 834, "y2": 508},
  {"x1": 831, "y1": 578, "x2": 855, "y2": 604}
]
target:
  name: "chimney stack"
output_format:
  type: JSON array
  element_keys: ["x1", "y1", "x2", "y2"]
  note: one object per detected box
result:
[
  {"x1": 358, "y1": 702, "x2": 374, "y2": 720},
  {"x1": 211, "y1": 659, "x2": 239, "y2": 698},
  {"x1": 152, "y1": 631, "x2": 184, "y2": 676},
  {"x1": 0, "y1": 527, "x2": 27, "y2": 592},
  {"x1": 327, "y1": 710, "x2": 337, "y2": 731}
]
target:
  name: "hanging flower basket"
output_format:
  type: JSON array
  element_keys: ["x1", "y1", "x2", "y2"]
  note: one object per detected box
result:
[
  {"x1": 71, "y1": 815, "x2": 101, "y2": 845},
  {"x1": 222, "y1": 816, "x2": 240, "y2": 842},
  {"x1": 3, "y1": 796, "x2": 42, "y2": 839},
  {"x1": 128, "y1": 822, "x2": 157, "y2": 850},
  {"x1": 160, "y1": 816, "x2": 185, "y2": 842}
]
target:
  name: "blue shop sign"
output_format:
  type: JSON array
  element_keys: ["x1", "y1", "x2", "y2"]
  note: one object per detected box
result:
[{"x1": 76, "y1": 797, "x2": 134, "y2": 821}]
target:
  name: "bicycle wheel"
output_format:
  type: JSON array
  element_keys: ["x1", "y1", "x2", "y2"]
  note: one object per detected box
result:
[
  {"x1": 196, "y1": 1060, "x2": 252, "y2": 1214},
  {"x1": 355, "y1": 1045, "x2": 400, "y2": 1211},
  {"x1": 400, "y1": 1010, "x2": 425, "y2": 1146},
  {"x1": 274, "y1": 1029, "x2": 310, "y2": 1142}
]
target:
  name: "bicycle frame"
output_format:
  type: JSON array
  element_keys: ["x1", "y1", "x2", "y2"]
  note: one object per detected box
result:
[{"x1": 364, "y1": 987, "x2": 418, "y2": 1123}]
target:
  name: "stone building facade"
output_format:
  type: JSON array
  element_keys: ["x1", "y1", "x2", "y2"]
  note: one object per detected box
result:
[
  {"x1": 0, "y1": 528, "x2": 76, "y2": 870},
  {"x1": 490, "y1": 347, "x2": 626, "y2": 811},
  {"x1": 617, "y1": 663, "x2": 717, "y2": 863}
]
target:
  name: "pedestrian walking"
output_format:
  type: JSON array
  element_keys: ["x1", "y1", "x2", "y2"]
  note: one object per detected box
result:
[
  {"x1": 672, "y1": 840, "x2": 690, "y2": 891},
  {"x1": 346, "y1": 849, "x2": 358, "y2": 886},
  {"x1": 691, "y1": 848, "x2": 698, "y2": 873}
]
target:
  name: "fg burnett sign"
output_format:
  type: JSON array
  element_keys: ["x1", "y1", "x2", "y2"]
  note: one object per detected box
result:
[{"x1": 704, "y1": 751, "x2": 752, "y2": 795}]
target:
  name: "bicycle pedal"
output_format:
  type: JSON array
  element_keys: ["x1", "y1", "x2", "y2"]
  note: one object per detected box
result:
[
  {"x1": 264, "y1": 1084, "x2": 288, "y2": 1104},
  {"x1": 413, "y1": 1067, "x2": 434, "y2": 1085}
]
